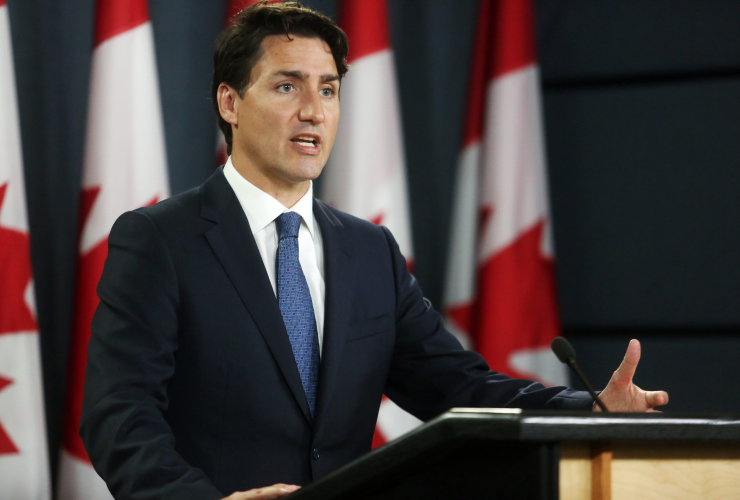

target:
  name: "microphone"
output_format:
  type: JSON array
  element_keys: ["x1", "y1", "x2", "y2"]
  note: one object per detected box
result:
[{"x1": 551, "y1": 336, "x2": 609, "y2": 412}]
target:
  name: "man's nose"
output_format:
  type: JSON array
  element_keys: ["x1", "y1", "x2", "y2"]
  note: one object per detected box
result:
[{"x1": 298, "y1": 91, "x2": 325, "y2": 124}]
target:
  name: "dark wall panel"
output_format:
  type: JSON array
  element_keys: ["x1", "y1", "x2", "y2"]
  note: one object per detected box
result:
[
  {"x1": 545, "y1": 77, "x2": 740, "y2": 327},
  {"x1": 537, "y1": 0, "x2": 740, "y2": 83},
  {"x1": 150, "y1": 0, "x2": 228, "y2": 195}
]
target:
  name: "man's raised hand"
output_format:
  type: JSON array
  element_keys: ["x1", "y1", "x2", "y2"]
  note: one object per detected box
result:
[
  {"x1": 223, "y1": 484, "x2": 300, "y2": 500},
  {"x1": 595, "y1": 339, "x2": 669, "y2": 412}
]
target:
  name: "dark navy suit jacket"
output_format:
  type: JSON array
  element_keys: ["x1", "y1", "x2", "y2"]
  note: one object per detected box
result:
[{"x1": 80, "y1": 167, "x2": 591, "y2": 499}]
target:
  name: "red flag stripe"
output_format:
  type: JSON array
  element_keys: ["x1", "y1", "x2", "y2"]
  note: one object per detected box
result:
[
  {"x1": 339, "y1": 0, "x2": 390, "y2": 63},
  {"x1": 460, "y1": 0, "x2": 492, "y2": 149},
  {"x1": 489, "y1": 0, "x2": 536, "y2": 80},
  {"x1": 94, "y1": 0, "x2": 149, "y2": 47},
  {"x1": 0, "y1": 184, "x2": 37, "y2": 335},
  {"x1": 0, "y1": 1, "x2": 6, "y2": 8},
  {"x1": 461, "y1": 0, "x2": 536, "y2": 149}
]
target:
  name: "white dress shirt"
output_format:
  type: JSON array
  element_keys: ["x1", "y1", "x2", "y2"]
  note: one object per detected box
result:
[{"x1": 223, "y1": 158, "x2": 325, "y2": 355}]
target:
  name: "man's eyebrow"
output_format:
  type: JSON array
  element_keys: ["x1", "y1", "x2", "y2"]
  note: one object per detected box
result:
[
  {"x1": 273, "y1": 70, "x2": 340, "y2": 83},
  {"x1": 275, "y1": 70, "x2": 308, "y2": 79}
]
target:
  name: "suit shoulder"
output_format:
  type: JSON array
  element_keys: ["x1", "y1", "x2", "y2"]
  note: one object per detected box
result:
[
  {"x1": 314, "y1": 199, "x2": 386, "y2": 237},
  {"x1": 107, "y1": 186, "x2": 205, "y2": 247},
  {"x1": 133, "y1": 185, "x2": 202, "y2": 225}
]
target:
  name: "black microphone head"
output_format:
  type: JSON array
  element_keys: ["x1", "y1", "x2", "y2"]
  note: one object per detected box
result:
[{"x1": 551, "y1": 336, "x2": 576, "y2": 364}]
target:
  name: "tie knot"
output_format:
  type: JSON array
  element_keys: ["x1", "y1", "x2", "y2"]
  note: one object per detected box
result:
[{"x1": 276, "y1": 211, "x2": 302, "y2": 239}]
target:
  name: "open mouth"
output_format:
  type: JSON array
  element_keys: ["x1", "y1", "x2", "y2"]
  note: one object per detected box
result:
[{"x1": 291, "y1": 135, "x2": 320, "y2": 148}]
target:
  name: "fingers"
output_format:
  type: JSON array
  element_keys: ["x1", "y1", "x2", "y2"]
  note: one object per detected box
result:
[
  {"x1": 224, "y1": 484, "x2": 300, "y2": 500},
  {"x1": 248, "y1": 484, "x2": 299, "y2": 499},
  {"x1": 645, "y1": 390, "x2": 669, "y2": 408},
  {"x1": 599, "y1": 341, "x2": 668, "y2": 413},
  {"x1": 611, "y1": 339, "x2": 641, "y2": 387}
]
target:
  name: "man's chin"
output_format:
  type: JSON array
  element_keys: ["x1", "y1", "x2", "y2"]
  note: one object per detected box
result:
[{"x1": 293, "y1": 162, "x2": 326, "y2": 182}]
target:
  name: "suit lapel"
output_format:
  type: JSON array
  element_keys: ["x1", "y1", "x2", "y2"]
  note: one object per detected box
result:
[
  {"x1": 313, "y1": 200, "x2": 355, "y2": 428},
  {"x1": 201, "y1": 169, "x2": 313, "y2": 425}
]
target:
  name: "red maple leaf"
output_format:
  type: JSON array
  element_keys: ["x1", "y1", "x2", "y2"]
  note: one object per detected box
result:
[
  {"x1": 0, "y1": 183, "x2": 37, "y2": 335},
  {"x1": 474, "y1": 220, "x2": 560, "y2": 379},
  {"x1": 0, "y1": 375, "x2": 19, "y2": 454},
  {"x1": 0, "y1": 182, "x2": 39, "y2": 456}
]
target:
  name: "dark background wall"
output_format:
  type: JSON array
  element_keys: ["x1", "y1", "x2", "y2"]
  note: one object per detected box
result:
[{"x1": 6, "y1": 0, "x2": 740, "y2": 489}]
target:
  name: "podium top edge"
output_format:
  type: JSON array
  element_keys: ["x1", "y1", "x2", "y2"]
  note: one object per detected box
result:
[
  {"x1": 445, "y1": 408, "x2": 740, "y2": 421},
  {"x1": 448, "y1": 408, "x2": 523, "y2": 415},
  {"x1": 435, "y1": 408, "x2": 740, "y2": 442}
]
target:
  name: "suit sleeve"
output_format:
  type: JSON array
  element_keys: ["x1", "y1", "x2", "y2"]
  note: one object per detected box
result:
[
  {"x1": 79, "y1": 210, "x2": 223, "y2": 500},
  {"x1": 379, "y1": 227, "x2": 593, "y2": 420}
]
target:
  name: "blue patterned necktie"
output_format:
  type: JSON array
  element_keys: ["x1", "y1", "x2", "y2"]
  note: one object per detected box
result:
[{"x1": 275, "y1": 212, "x2": 320, "y2": 416}]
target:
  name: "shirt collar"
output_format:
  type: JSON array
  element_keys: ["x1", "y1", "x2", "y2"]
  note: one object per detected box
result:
[{"x1": 223, "y1": 157, "x2": 316, "y2": 238}]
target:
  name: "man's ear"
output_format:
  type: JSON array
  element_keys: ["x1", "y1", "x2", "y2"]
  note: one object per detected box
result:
[{"x1": 217, "y1": 84, "x2": 239, "y2": 126}]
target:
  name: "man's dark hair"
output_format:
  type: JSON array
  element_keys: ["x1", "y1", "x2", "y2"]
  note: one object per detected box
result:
[{"x1": 212, "y1": 1, "x2": 349, "y2": 155}]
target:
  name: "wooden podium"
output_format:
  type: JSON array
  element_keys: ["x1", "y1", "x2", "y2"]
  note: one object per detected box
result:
[{"x1": 289, "y1": 409, "x2": 740, "y2": 500}]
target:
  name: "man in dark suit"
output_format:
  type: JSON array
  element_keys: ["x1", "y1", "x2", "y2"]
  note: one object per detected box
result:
[{"x1": 80, "y1": 3, "x2": 668, "y2": 499}]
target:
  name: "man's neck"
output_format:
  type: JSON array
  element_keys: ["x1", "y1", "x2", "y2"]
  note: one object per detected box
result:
[{"x1": 230, "y1": 154, "x2": 310, "y2": 209}]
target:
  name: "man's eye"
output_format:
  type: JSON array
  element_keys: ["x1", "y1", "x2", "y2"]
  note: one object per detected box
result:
[
  {"x1": 278, "y1": 84, "x2": 293, "y2": 92},
  {"x1": 321, "y1": 88, "x2": 335, "y2": 97}
]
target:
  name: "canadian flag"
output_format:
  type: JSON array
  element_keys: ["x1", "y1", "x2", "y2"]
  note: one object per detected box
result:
[
  {"x1": 443, "y1": 0, "x2": 567, "y2": 387},
  {"x1": 57, "y1": 0, "x2": 169, "y2": 498},
  {"x1": 215, "y1": 0, "x2": 258, "y2": 166},
  {"x1": 0, "y1": 1, "x2": 52, "y2": 498},
  {"x1": 322, "y1": 0, "x2": 420, "y2": 448}
]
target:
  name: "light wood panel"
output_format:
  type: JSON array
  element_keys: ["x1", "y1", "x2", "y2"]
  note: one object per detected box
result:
[
  {"x1": 560, "y1": 443, "x2": 591, "y2": 500},
  {"x1": 611, "y1": 442, "x2": 740, "y2": 500},
  {"x1": 559, "y1": 442, "x2": 740, "y2": 500}
]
